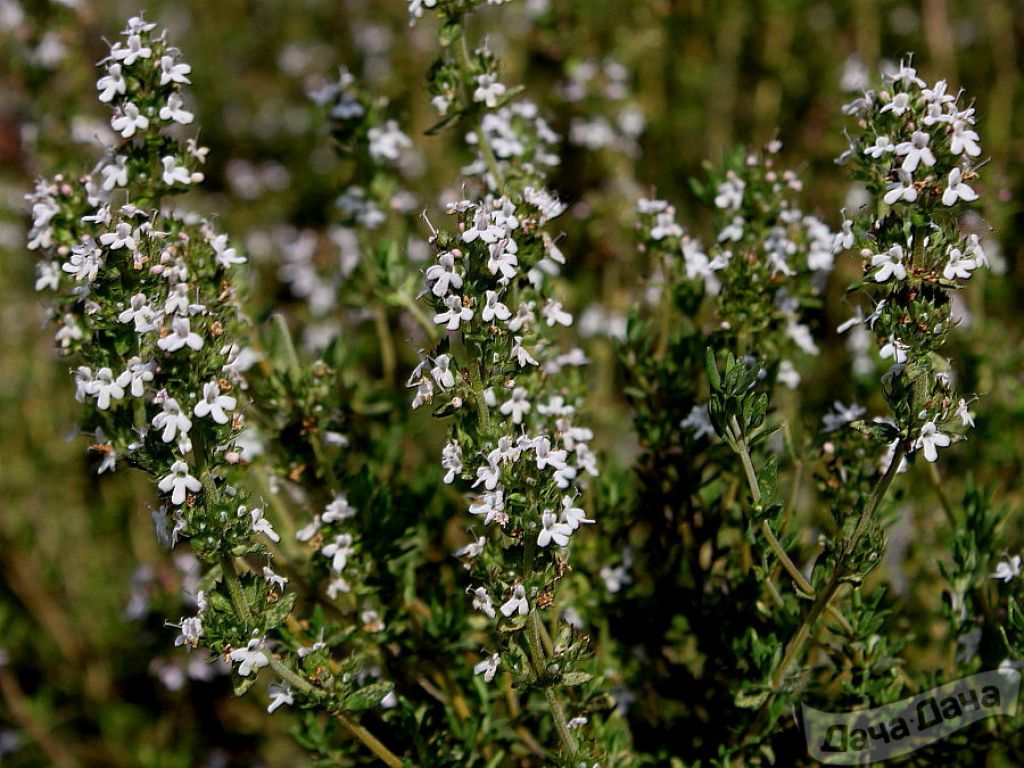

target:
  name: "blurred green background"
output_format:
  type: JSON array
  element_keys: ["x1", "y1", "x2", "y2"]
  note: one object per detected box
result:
[{"x1": 2, "y1": 0, "x2": 1023, "y2": 764}]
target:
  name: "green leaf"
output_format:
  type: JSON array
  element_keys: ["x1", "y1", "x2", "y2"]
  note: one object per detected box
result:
[
  {"x1": 233, "y1": 672, "x2": 258, "y2": 697},
  {"x1": 344, "y1": 680, "x2": 394, "y2": 713},
  {"x1": 560, "y1": 671, "x2": 593, "y2": 687},
  {"x1": 705, "y1": 347, "x2": 721, "y2": 391}
]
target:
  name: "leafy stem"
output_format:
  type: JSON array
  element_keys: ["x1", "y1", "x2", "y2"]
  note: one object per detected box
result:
[{"x1": 455, "y1": 24, "x2": 506, "y2": 194}]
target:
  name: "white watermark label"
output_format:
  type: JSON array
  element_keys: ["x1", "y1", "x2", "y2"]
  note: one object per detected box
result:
[{"x1": 801, "y1": 669, "x2": 1020, "y2": 764}]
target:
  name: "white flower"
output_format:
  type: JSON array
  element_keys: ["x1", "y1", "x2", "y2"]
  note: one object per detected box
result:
[
  {"x1": 100, "y1": 221, "x2": 137, "y2": 251},
  {"x1": 473, "y1": 460, "x2": 501, "y2": 491},
  {"x1": 249, "y1": 506, "x2": 280, "y2": 543},
  {"x1": 430, "y1": 354, "x2": 456, "y2": 388},
  {"x1": 463, "y1": 209, "x2": 504, "y2": 244},
  {"x1": 323, "y1": 495, "x2": 356, "y2": 523},
  {"x1": 153, "y1": 397, "x2": 192, "y2": 442},
  {"x1": 951, "y1": 120, "x2": 981, "y2": 157},
  {"x1": 871, "y1": 245, "x2": 907, "y2": 282},
  {"x1": 778, "y1": 359, "x2": 800, "y2": 389},
  {"x1": 542, "y1": 299, "x2": 573, "y2": 327},
  {"x1": 879, "y1": 337, "x2": 909, "y2": 364},
  {"x1": 487, "y1": 239, "x2": 519, "y2": 282},
  {"x1": 538, "y1": 510, "x2": 573, "y2": 547},
  {"x1": 111, "y1": 102, "x2": 149, "y2": 138},
  {"x1": 786, "y1": 322, "x2": 819, "y2": 356},
  {"x1": 942, "y1": 167, "x2": 978, "y2": 206},
  {"x1": 992, "y1": 555, "x2": 1022, "y2": 583},
  {"x1": 434, "y1": 295, "x2": 473, "y2": 331},
  {"x1": 600, "y1": 563, "x2": 631, "y2": 593},
  {"x1": 35, "y1": 261, "x2": 61, "y2": 292},
  {"x1": 211, "y1": 234, "x2": 245, "y2": 268},
  {"x1": 368, "y1": 120, "x2": 412, "y2": 162},
  {"x1": 467, "y1": 483, "x2": 506, "y2": 521},
  {"x1": 158, "y1": 460, "x2": 202, "y2": 505},
  {"x1": 124, "y1": 358, "x2": 155, "y2": 397},
  {"x1": 425, "y1": 251, "x2": 463, "y2": 297},
  {"x1": 471, "y1": 587, "x2": 496, "y2": 618},
  {"x1": 96, "y1": 63, "x2": 126, "y2": 101},
  {"x1": 880, "y1": 91, "x2": 911, "y2": 116},
  {"x1": 296, "y1": 515, "x2": 323, "y2": 543},
  {"x1": 956, "y1": 399, "x2": 975, "y2": 428},
  {"x1": 161, "y1": 156, "x2": 192, "y2": 186},
  {"x1": 171, "y1": 616, "x2": 204, "y2": 648},
  {"x1": 322, "y1": 533, "x2": 354, "y2": 572},
  {"x1": 822, "y1": 401, "x2": 867, "y2": 432},
  {"x1": 922, "y1": 79, "x2": 955, "y2": 105},
  {"x1": 560, "y1": 496, "x2": 595, "y2": 530},
  {"x1": 499, "y1": 584, "x2": 529, "y2": 617},
  {"x1": 159, "y1": 55, "x2": 192, "y2": 85},
  {"x1": 914, "y1": 421, "x2": 951, "y2": 462},
  {"x1": 442, "y1": 441, "x2": 463, "y2": 484},
  {"x1": 63, "y1": 239, "x2": 103, "y2": 282},
  {"x1": 229, "y1": 639, "x2": 269, "y2": 677},
  {"x1": 101, "y1": 156, "x2": 129, "y2": 191},
  {"x1": 194, "y1": 380, "x2": 236, "y2": 425},
  {"x1": 111, "y1": 33, "x2": 151, "y2": 65},
  {"x1": 158, "y1": 317, "x2": 204, "y2": 353},
  {"x1": 680, "y1": 404, "x2": 715, "y2": 440},
  {"x1": 455, "y1": 536, "x2": 487, "y2": 559},
  {"x1": 510, "y1": 336, "x2": 539, "y2": 367},
  {"x1": 262, "y1": 566, "x2": 288, "y2": 590},
  {"x1": 534, "y1": 436, "x2": 568, "y2": 471},
  {"x1": 474, "y1": 73, "x2": 507, "y2": 108},
  {"x1": 482, "y1": 290, "x2": 511, "y2": 322},
  {"x1": 943, "y1": 247, "x2": 976, "y2": 280},
  {"x1": 864, "y1": 135, "x2": 894, "y2": 159},
  {"x1": 159, "y1": 93, "x2": 194, "y2": 124},
  {"x1": 89, "y1": 367, "x2": 129, "y2": 410},
  {"x1": 267, "y1": 683, "x2": 294, "y2": 713},
  {"x1": 499, "y1": 387, "x2": 531, "y2": 424},
  {"x1": 473, "y1": 652, "x2": 501, "y2": 682},
  {"x1": 886, "y1": 60, "x2": 925, "y2": 89},
  {"x1": 883, "y1": 170, "x2": 917, "y2": 206},
  {"x1": 118, "y1": 293, "x2": 159, "y2": 332},
  {"x1": 714, "y1": 175, "x2": 745, "y2": 210}
]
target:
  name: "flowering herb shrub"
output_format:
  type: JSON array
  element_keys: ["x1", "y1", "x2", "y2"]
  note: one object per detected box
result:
[{"x1": 9, "y1": 2, "x2": 1024, "y2": 766}]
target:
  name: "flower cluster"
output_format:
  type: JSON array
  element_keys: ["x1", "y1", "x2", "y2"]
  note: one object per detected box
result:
[
  {"x1": 409, "y1": 5, "x2": 608, "y2": 760},
  {"x1": 560, "y1": 57, "x2": 645, "y2": 156},
  {"x1": 837, "y1": 58, "x2": 986, "y2": 465},
  {"x1": 636, "y1": 144, "x2": 835, "y2": 407},
  {"x1": 29, "y1": 18, "x2": 400, "y2": 748},
  {"x1": 28, "y1": 17, "x2": 250, "y2": 549}
]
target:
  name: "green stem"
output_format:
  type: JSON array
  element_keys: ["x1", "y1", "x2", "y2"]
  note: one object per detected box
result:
[
  {"x1": 465, "y1": 354, "x2": 492, "y2": 434},
  {"x1": 520, "y1": 538, "x2": 577, "y2": 757},
  {"x1": 456, "y1": 27, "x2": 505, "y2": 193},
  {"x1": 220, "y1": 555, "x2": 254, "y2": 627},
  {"x1": 729, "y1": 416, "x2": 813, "y2": 596},
  {"x1": 267, "y1": 658, "x2": 404, "y2": 768},
  {"x1": 749, "y1": 443, "x2": 907, "y2": 737},
  {"x1": 729, "y1": 417, "x2": 851, "y2": 633}
]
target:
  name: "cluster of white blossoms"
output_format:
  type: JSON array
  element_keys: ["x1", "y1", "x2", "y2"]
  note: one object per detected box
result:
[
  {"x1": 636, "y1": 146, "x2": 837, "y2": 442},
  {"x1": 28, "y1": 17, "x2": 293, "y2": 609},
  {"x1": 411, "y1": 188, "x2": 600, "y2": 701},
  {"x1": 407, "y1": 0, "x2": 511, "y2": 25},
  {"x1": 560, "y1": 57, "x2": 645, "y2": 156},
  {"x1": 835, "y1": 58, "x2": 987, "y2": 465},
  {"x1": 29, "y1": 20, "x2": 255, "y2": 508},
  {"x1": 409, "y1": 13, "x2": 607, "y2": 740}
]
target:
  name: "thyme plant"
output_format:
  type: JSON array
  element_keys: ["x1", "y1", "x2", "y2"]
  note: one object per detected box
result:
[{"x1": 17, "y1": 5, "x2": 1023, "y2": 767}]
